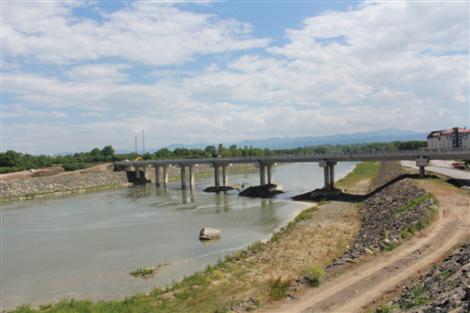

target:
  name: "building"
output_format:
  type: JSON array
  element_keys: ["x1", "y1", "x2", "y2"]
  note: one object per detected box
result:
[{"x1": 427, "y1": 127, "x2": 470, "y2": 150}]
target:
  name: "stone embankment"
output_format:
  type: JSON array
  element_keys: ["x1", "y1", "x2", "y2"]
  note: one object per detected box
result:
[
  {"x1": 0, "y1": 169, "x2": 129, "y2": 202},
  {"x1": 382, "y1": 243, "x2": 470, "y2": 313},
  {"x1": 329, "y1": 172, "x2": 436, "y2": 268}
]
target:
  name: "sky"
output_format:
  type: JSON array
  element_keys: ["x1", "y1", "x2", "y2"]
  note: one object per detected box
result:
[{"x1": 2, "y1": 0, "x2": 469, "y2": 154}]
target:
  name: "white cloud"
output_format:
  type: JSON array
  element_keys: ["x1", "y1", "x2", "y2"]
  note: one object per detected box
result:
[
  {"x1": 3, "y1": 1, "x2": 469, "y2": 154},
  {"x1": 3, "y1": 1, "x2": 269, "y2": 65}
]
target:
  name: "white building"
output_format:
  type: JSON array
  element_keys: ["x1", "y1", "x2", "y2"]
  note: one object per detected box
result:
[{"x1": 427, "y1": 127, "x2": 470, "y2": 150}]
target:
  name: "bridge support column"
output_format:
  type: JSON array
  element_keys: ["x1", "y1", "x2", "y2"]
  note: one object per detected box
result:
[
  {"x1": 328, "y1": 161, "x2": 337, "y2": 189},
  {"x1": 416, "y1": 157, "x2": 428, "y2": 178},
  {"x1": 214, "y1": 165, "x2": 220, "y2": 188},
  {"x1": 155, "y1": 166, "x2": 161, "y2": 187},
  {"x1": 260, "y1": 164, "x2": 266, "y2": 186},
  {"x1": 222, "y1": 165, "x2": 229, "y2": 187},
  {"x1": 267, "y1": 164, "x2": 273, "y2": 185},
  {"x1": 189, "y1": 165, "x2": 195, "y2": 189},
  {"x1": 319, "y1": 160, "x2": 330, "y2": 189},
  {"x1": 180, "y1": 165, "x2": 187, "y2": 189},
  {"x1": 162, "y1": 166, "x2": 169, "y2": 187}
]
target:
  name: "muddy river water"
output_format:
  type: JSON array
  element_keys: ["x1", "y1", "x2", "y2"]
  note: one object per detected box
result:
[{"x1": 2, "y1": 162, "x2": 356, "y2": 310}]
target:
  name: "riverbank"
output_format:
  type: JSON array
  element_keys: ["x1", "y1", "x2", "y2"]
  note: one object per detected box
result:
[{"x1": 0, "y1": 163, "x2": 257, "y2": 203}]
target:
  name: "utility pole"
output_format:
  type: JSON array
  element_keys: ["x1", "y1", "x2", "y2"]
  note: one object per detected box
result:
[
  {"x1": 142, "y1": 130, "x2": 145, "y2": 154},
  {"x1": 134, "y1": 134, "x2": 138, "y2": 154}
]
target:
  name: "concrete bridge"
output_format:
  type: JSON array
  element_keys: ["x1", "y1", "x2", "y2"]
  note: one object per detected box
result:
[{"x1": 114, "y1": 149, "x2": 470, "y2": 193}]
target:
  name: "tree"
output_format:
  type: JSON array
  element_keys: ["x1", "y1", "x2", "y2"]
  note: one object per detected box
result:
[{"x1": 101, "y1": 145, "x2": 115, "y2": 157}]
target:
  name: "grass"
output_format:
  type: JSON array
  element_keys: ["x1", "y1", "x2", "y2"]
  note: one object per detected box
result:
[
  {"x1": 402, "y1": 286, "x2": 429, "y2": 309},
  {"x1": 396, "y1": 193, "x2": 432, "y2": 216},
  {"x1": 335, "y1": 161, "x2": 381, "y2": 191},
  {"x1": 129, "y1": 267, "x2": 154, "y2": 278},
  {"x1": 400, "y1": 203, "x2": 438, "y2": 240},
  {"x1": 303, "y1": 265, "x2": 325, "y2": 287}
]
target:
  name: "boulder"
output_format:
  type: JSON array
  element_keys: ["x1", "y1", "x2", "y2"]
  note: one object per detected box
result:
[{"x1": 199, "y1": 227, "x2": 221, "y2": 240}]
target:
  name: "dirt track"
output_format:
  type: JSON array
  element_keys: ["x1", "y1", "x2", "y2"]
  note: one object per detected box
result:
[{"x1": 267, "y1": 179, "x2": 470, "y2": 313}]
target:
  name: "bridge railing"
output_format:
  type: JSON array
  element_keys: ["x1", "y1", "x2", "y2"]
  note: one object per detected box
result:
[{"x1": 114, "y1": 148, "x2": 470, "y2": 168}]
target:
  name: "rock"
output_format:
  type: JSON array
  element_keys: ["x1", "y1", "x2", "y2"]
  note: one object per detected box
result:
[
  {"x1": 364, "y1": 248, "x2": 374, "y2": 255},
  {"x1": 239, "y1": 184, "x2": 284, "y2": 198},
  {"x1": 199, "y1": 227, "x2": 221, "y2": 240}
]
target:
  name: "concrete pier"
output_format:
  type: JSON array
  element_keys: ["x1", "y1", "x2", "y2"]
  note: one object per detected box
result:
[
  {"x1": 180, "y1": 165, "x2": 187, "y2": 189},
  {"x1": 222, "y1": 165, "x2": 228, "y2": 187},
  {"x1": 267, "y1": 164, "x2": 273, "y2": 185},
  {"x1": 163, "y1": 165, "x2": 169, "y2": 187},
  {"x1": 189, "y1": 165, "x2": 195, "y2": 189},
  {"x1": 214, "y1": 165, "x2": 220, "y2": 188},
  {"x1": 259, "y1": 164, "x2": 266, "y2": 186},
  {"x1": 416, "y1": 157, "x2": 428, "y2": 177},
  {"x1": 328, "y1": 161, "x2": 337, "y2": 189},
  {"x1": 319, "y1": 160, "x2": 330, "y2": 189},
  {"x1": 155, "y1": 166, "x2": 161, "y2": 187}
]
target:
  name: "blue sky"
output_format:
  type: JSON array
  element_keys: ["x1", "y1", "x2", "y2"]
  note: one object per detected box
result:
[{"x1": 3, "y1": 0, "x2": 469, "y2": 154}]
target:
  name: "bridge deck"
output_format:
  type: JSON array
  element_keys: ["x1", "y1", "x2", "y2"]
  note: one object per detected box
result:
[{"x1": 115, "y1": 149, "x2": 470, "y2": 169}]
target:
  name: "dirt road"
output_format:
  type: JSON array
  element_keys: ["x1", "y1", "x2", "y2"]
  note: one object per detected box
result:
[{"x1": 266, "y1": 179, "x2": 470, "y2": 313}]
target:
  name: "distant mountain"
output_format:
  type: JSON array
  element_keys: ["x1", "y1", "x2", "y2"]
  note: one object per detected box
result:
[{"x1": 166, "y1": 129, "x2": 427, "y2": 150}]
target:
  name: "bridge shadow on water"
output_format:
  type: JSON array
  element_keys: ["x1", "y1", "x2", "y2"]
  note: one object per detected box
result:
[{"x1": 292, "y1": 173, "x2": 442, "y2": 203}]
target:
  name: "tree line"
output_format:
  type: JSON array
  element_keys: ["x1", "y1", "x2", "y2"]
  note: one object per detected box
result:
[{"x1": 0, "y1": 140, "x2": 427, "y2": 173}]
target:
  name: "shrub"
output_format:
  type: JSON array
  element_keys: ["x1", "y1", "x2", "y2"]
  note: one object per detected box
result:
[{"x1": 304, "y1": 265, "x2": 325, "y2": 287}]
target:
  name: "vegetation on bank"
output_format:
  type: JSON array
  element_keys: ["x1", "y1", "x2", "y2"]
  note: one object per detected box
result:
[
  {"x1": 335, "y1": 161, "x2": 381, "y2": 191},
  {"x1": 1, "y1": 140, "x2": 426, "y2": 174}
]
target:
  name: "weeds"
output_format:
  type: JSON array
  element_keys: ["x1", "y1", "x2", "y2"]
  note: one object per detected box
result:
[
  {"x1": 304, "y1": 265, "x2": 325, "y2": 287},
  {"x1": 129, "y1": 267, "x2": 154, "y2": 277}
]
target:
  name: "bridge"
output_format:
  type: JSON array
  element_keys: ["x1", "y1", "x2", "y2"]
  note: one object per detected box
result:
[{"x1": 114, "y1": 149, "x2": 470, "y2": 194}]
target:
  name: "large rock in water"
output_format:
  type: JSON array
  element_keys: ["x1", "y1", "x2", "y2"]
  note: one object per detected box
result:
[
  {"x1": 199, "y1": 227, "x2": 221, "y2": 240},
  {"x1": 239, "y1": 184, "x2": 284, "y2": 198}
]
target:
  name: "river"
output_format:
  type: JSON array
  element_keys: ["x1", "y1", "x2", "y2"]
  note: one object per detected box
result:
[{"x1": 1, "y1": 162, "x2": 356, "y2": 310}]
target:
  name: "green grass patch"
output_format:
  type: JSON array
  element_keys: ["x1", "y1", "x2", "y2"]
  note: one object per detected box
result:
[
  {"x1": 336, "y1": 161, "x2": 380, "y2": 190},
  {"x1": 402, "y1": 286, "x2": 429, "y2": 309},
  {"x1": 303, "y1": 265, "x2": 325, "y2": 287},
  {"x1": 129, "y1": 267, "x2": 154, "y2": 278},
  {"x1": 396, "y1": 193, "x2": 432, "y2": 216}
]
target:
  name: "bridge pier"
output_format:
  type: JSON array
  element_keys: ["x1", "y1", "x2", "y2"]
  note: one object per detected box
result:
[
  {"x1": 189, "y1": 165, "x2": 195, "y2": 189},
  {"x1": 214, "y1": 165, "x2": 220, "y2": 188},
  {"x1": 259, "y1": 164, "x2": 266, "y2": 186},
  {"x1": 162, "y1": 165, "x2": 169, "y2": 187},
  {"x1": 267, "y1": 164, "x2": 273, "y2": 185},
  {"x1": 155, "y1": 166, "x2": 161, "y2": 187},
  {"x1": 204, "y1": 163, "x2": 233, "y2": 192},
  {"x1": 222, "y1": 165, "x2": 229, "y2": 187},
  {"x1": 416, "y1": 157, "x2": 428, "y2": 178},
  {"x1": 180, "y1": 165, "x2": 187, "y2": 189},
  {"x1": 319, "y1": 160, "x2": 336, "y2": 189}
]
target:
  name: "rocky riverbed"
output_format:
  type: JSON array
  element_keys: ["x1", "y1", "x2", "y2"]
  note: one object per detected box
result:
[
  {"x1": 329, "y1": 172, "x2": 436, "y2": 269},
  {"x1": 381, "y1": 243, "x2": 470, "y2": 313}
]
